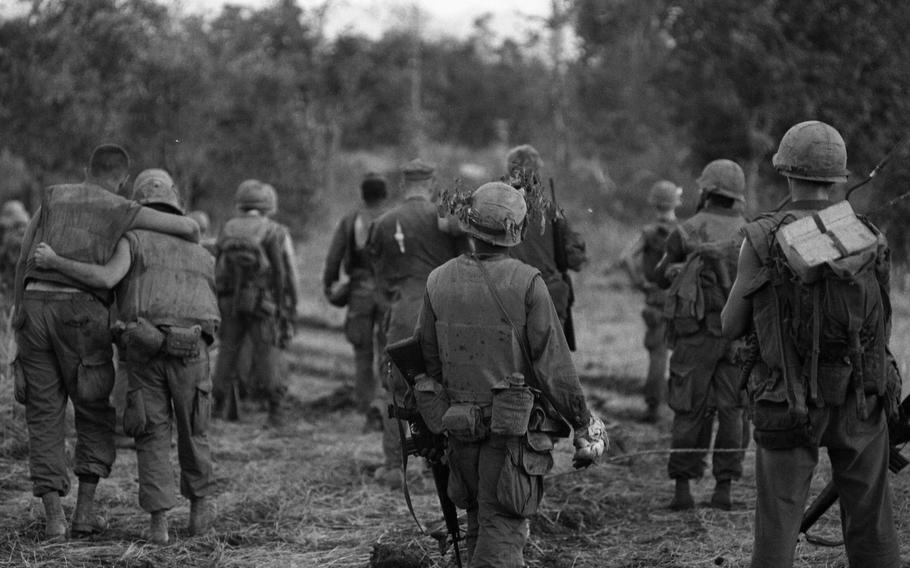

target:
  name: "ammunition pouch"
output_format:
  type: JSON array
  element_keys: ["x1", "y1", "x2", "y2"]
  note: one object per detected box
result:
[
  {"x1": 162, "y1": 325, "x2": 202, "y2": 359},
  {"x1": 414, "y1": 374, "x2": 449, "y2": 434},
  {"x1": 441, "y1": 403, "x2": 489, "y2": 443},
  {"x1": 496, "y1": 433, "x2": 554, "y2": 518}
]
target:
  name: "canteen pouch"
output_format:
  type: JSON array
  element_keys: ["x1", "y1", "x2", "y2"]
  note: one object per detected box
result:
[
  {"x1": 496, "y1": 434, "x2": 554, "y2": 517},
  {"x1": 114, "y1": 318, "x2": 165, "y2": 363},
  {"x1": 491, "y1": 373, "x2": 534, "y2": 436},
  {"x1": 163, "y1": 325, "x2": 202, "y2": 359},
  {"x1": 441, "y1": 403, "x2": 488, "y2": 442},
  {"x1": 414, "y1": 374, "x2": 449, "y2": 434}
]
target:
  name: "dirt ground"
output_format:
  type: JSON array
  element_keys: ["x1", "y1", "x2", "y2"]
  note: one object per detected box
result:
[{"x1": 1, "y1": 209, "x2": 910, "y2": 567}]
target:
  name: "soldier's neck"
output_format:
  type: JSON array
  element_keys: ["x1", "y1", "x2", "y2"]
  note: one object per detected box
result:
[
  {"x1": 789, "y1": 179, "x2": 832, "y2": 202},
  {"x1": 656, "y1": 211, "x2": 677, "y2": 222}
]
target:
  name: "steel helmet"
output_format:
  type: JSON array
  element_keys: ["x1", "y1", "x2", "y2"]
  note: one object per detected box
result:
[
  {"x1": 235, "y1": 179, "x2": 276, "y2": 214},
  {"x1": 772, "y1": 120, "x2": 848, "y2": 183},
  {"x1": 506, "y1": 144, "x2": 543, "y2": 174},
  {"x1": 462, "y1": 181, "x2": 527, "y2": 247},
  {"x1": 648, "y1": 180, "x2": 682, "y2": 210},
  {"x1": 697, "y1": 159, "x2": 746, "y2": 201},
  {"x1": 132, "y1": 169, "x2": 183, "y2": 213}
]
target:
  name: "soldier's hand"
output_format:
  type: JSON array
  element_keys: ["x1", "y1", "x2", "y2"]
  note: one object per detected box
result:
[
  {"x1": 32, "y1": 242, "x2": 58, "y2": 269},
  {"x1": 572, "y1": 415, "x2": 608, "y2": 469}
]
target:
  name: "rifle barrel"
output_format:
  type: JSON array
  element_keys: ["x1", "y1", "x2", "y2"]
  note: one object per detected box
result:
[{"x1": 800, "y1": 482, "x2": 839, "y2": 535}]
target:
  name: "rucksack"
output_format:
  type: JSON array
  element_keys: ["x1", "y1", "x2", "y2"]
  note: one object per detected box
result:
[
  {"x1": 216, "y1": 217, "x2": 274, "y2": 315},
  {"x1": 764, "y1": 212, "x2": 889, "y2": 417}
]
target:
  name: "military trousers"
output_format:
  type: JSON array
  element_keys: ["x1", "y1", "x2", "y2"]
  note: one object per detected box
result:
[
  {"x1": 212, "y1": 302, "x2": 284, "y2": 407},
  {"x1": 641, "y1": 302, "x2": 669, "y2": 411},
  {"x1": 344, "y1": 279, "x2": 386, "y2": 414},
  {"x1": 448, "y1": 436, "x2": 545, "y2": 568},
  {"x1": 123, "y1": 346, "x2": 213, "y2": 513},
  {"x1": 751, "y1": 395, "x2": 899, "y2": 568},
  {"x1": 667, "y1": 333, "x2": 744, "y2": 481},
  {"x1": 15, "y1": 290, "x2": 117, "y2": 497}
]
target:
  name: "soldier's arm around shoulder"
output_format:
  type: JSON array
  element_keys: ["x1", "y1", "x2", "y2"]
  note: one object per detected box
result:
[
  {"x1": 132, "y1": 207, "x2": 200, "y2": 243},
  {"x1": 32, "y1": 237, "x2": 132, "y2": 290},
  {"x1": 721, "y1": 239, "x2": 761, "y2": 340}
]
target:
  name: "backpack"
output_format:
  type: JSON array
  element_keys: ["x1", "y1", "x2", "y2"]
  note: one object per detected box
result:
[
  {"x1": 763, "y1": 211, "x2": 889, "y2": 417},
  {"x1": 216, "y1": 217, "x2": 274, "y2": 315}
]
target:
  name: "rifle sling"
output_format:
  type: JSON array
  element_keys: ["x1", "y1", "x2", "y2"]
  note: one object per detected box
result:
[{"x1": 391, "y1": 387, "x2": 427, "y2": 536}]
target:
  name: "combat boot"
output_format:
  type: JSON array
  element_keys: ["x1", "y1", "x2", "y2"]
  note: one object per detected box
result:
[
  {"x1": 148, "y1": 511, "x2": 169, "y2": 545},
  {"x1": 669, "y1": 479, "x2": 694, "y2": 511},
  {"x1": 188, "y1": 496, "x2": 216, "y2": 535},
  {"x1": 41, "y1": 492, "x2": 67, "y2": 541},
  {"x1": 70, "y1": 479, "x2": 108, "y2": 537},
  {"x1": 710, "y1": 479, "x2": 733, "y2": 510}
]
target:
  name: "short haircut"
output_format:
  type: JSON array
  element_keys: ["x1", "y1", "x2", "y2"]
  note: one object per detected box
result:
[{"x1": 89, "y1": 144, "x2": 130, "y2": 181}]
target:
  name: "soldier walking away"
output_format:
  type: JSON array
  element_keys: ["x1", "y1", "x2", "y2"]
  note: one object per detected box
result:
[
  {"x1": 367, "y1": 159, "x2": 459, "y2": 488},
  {"x1": 12, "y1": 144, "x2": 201, "y2": 541},
  {"x1": 654, "y1": 159, "x2": 747, "y2": 511},
  {"x1": 505, "y1": 145, "x2": 587, "y2": 343},
  {"x1": 0, "y1": 200, "x2": 30, "y2": 306},
  {"x1": 722, "y1": 120, "x2": 901, "y2": 567},
  {"x1": 323, "y1": 172, "x2": 389, "y2": 432},
  {"x1": 31, "y1": 169, "x2": 220, "y2": 545},
  {"x1": 414, "y1": 181, "x2": 607, "y2": 567},
  {"x1": 212, "y1": 180, "x2": 300, "y2": 428},
  {"x1": 618, "y1": 180, "x2": 682, "y2": 423}
]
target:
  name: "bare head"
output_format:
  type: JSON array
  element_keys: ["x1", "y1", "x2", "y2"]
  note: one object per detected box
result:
[{"x1": 87, "y1": 144, "x2": 131, "y2": 194}]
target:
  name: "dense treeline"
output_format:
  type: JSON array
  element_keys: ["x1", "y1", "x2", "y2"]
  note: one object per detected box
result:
[{"x1": 2, "y1": 0, "x2": 910, "y2": 256}]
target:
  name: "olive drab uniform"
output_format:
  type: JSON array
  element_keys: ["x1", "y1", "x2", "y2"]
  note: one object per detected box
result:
[
  {"x1": 509, "y1": 209, "x2": 586, "y2": 326},
  {"x1": 323, "y1": 206, "x2": 388, "y2": 416},
  {"x1": 661, "y1": 205, "x2": 746, "y2": 484},
  {"x1": 212, "y1": 212, "x2": 294, "y2": 420},
  {"x1": 116, "y1": 230, "x2": 220, "y2": 514},
  {"x1": 742, "y1": 202, "x2": 900, "y2": 568},
  {"x1": 15, "y1": 183, "x2": 141, "y2": 498},
  {"x1": 368, "y1": 195, "x2": 458, "y2": 472},
  {"x1": 416, "y1": 254, "x2": 590, "y2": 568}
]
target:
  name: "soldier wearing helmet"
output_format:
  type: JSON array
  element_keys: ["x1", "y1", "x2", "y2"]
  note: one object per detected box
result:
[
  {"x1": 366, "y1": 158, "x2": 459, "y2": 488},
  {"x1": 505, "y1": 145, "x2": 587, "y2": 343},
  {"x1": 31, "y1": 168, "x2": 220, "y2": 545},
  {"x1": 414, "y1": 181, "x2": 607, "y2": 567},
  {"x1": 212, "y1": 179, "x2": 300, "y2": 428},
  {"x1": 654, "y1": 159, "x2": 747, "y2": 511},
  {"x1": 15, "y1": 145, "x2": 201, "y2": 542},
  {"x1": 322, "y1": 172, "x2": 390, "y2": 432},
  {"x1": 723, "y1": 121, "x2": 900, "y2": 567},
  {"x1": 618, "y1": 179, "x2": 683, "y2": 423},
  {"x1": 0, "y1": 200, "x2": 30, "y2": 302}
]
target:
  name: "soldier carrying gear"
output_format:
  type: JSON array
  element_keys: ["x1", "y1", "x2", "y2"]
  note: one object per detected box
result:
[
  {"x1": 722, "y1": 120, "x2": 900, "y2": 568},
  {"x1": 323, "y1": 171, "x2": 390, "y2": 432},
  {"x1": 367, "y1": 158, "x2": 460, "y2": 488},
  {"x1": 212, "y1": 179, "x2": 300, "y2": 428},
  {"x1": 414, "y1": 180, "x2": 606, "y2": 567},
  {"x1": 655, "y1": 160, "x2": 747, "y2": 511},
  {"x1": 32, "y1": 167, "x2": 220, "y2": 545},
  {"x1": 14, "y1": 145, "x2": 201, "y2": 542},
  {"x1": 618, "y1": 179, "x2": 682, "y2": 423}
]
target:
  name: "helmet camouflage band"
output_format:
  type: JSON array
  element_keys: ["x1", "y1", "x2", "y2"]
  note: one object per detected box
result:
[
  {"x1": 697, "y1": 159, "x2": 746, "y2": 201},
  {"x1": 132, "y1": 169, "x2": 183, "y2": 214},
  {"x1": 462, "y1": 181, "x2": 528, "y2": 247},
  {"x1": 772, "y1": 120, "x2": 848, "y2": 183},
  {"x1": 235, "y1": 179, "x2": 277, "y2": 214},
  {"x1": 648, "y1": 180, "x2": 682, "y2": 210}
]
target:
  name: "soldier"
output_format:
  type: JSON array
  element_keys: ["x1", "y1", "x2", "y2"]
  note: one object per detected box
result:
[
  {"x1": 212, "y1": 180, "x2": 299, "y2": 428},
  {"x1": 506, "y1": 145, "x2": 587, "y2": 343},
  {"x1": 654, "y1": 159, "x2": 747, "y2": 510},
  {"x1": 12, "y1": 144, "x2": 200, "y2": 541},
  {"x1": 31, "y1": 169, "x2": 219, "y2": 545},
  {"x1": 367, "y1": 158, "x2": 458, "y2": 488},
  {"x1": 722, "y1": 121, "x2": 900, "y2": 567},
  {"x1": 323, "y1": 172, "x2": 389, "y2": 431},
  {"x1": 618, "y1": 180, "x2": 682, "y2": 422},
  {"x1": 414, "y1": 181, "x2": 607, "y2": 567},
  {"x1": 0, "y1": 200, "x2": 30, "y2": 304}
]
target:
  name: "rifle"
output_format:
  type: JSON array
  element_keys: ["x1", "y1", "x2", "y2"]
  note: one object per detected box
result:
[
  {"x1": 799, "y1": 392, "x2": 910, "y2": 544},
  {"x1": 386, "y1": 337, "x2": 463, "y2": 568},
  {"x1": 549, "y1": 178, "x2": 577, "y2": 351}
]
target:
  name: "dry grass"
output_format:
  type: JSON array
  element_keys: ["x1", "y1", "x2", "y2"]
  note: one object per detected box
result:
[{"x1": 1, "y1": 197, "x2": 910, "y2": 567}]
